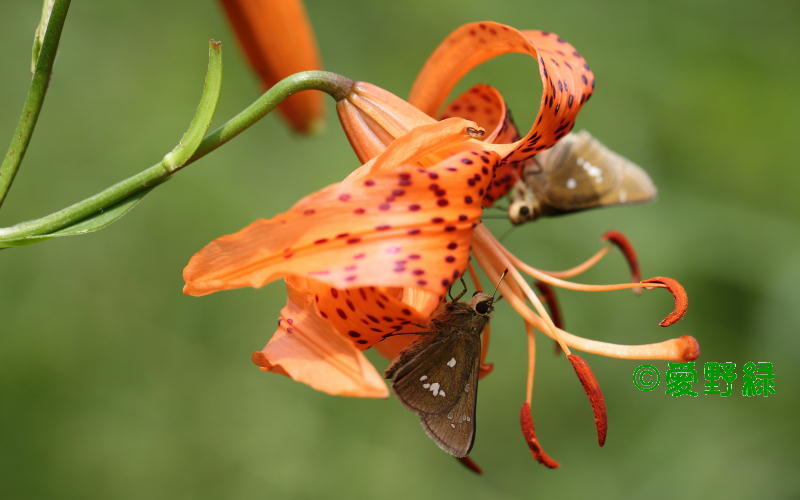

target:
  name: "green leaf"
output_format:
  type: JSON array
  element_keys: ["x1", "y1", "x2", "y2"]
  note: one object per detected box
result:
[{"x1": 0, "y1": 188, "x2": 152, "y2": 247}]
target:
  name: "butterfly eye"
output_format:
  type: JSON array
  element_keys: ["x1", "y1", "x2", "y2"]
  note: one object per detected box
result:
[{"x1": 474, "y1": 299, "x2": 492, "y2": 315}]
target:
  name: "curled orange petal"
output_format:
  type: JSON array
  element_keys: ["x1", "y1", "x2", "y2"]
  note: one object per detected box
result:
[
  {"x1": 219, "y1": 0, "x2": 323, "y2": 133},
  {"x1": 641, "y1": 276, "x2": 688, "y2": 326},
  {"x1": 519, "y1": 402, "x2": 560, "y2": 468},
  {"x1": 567, "y1": 354, "x2": 607, "y2": 447},
  {"x1": 252, "y1": 277, "x2": 388, "y2": 397},
  {"x1": 410, "y1": 22, "x2": 594, "y2": 163},
  {"x1": 602, "y1": 231, "x2": 641, "y2": 284}
]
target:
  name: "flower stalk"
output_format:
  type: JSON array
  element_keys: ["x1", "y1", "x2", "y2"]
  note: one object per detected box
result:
[{"x1": 0, "y1": 70, "x2": 353, "y2": 246}]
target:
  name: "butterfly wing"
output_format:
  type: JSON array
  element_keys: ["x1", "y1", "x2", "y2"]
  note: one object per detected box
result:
[
  {"x1": 534, "y1": 131, "x2": 621, "y2": 210},
  {"x1": 522, "y1": 130, "x2": 656, "y2": 216},
  {"x1": 419, "y1": 348, "x2": 480, "y2": 457},
  {"x1": 388, "y1": 330, "x2": 481, "y2": 416}
]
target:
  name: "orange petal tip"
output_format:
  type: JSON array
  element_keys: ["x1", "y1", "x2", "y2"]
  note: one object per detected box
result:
[
  {"x1": 567, "y1": 354, "x2": 608, "y2": 447},
  {"x1": 641, "y1": 276, "x2": 688, "y2": 326},
  {"x1": 479, "y1": 363, "x2": 494, "y2": 379},
  {"x1": 456, "y1": 456, "x2": 484, "y2": 475},
  {"x1": 519, "y1": 402, "x2": 560, "y2": 469}
]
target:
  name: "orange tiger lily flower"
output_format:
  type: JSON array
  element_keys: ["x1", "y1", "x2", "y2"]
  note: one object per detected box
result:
[
  {"x1": 219, "y1": 0, "x2": 323, "y2": 133},
  {"x1": 185, "y1": 118, "x2": 497, "y2": 397},
  {"x1": 184, "y1": 21, "x2": 699, "y2": 465},
  {"x1": 334, "y1": 22, "x2": 698, "y2": 464}
]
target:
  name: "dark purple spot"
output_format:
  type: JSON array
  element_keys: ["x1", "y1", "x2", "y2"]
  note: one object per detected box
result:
[
  {"x1": 354, "y1": 208, "x2": 366, "y2": 215},
  {"x1": 303, "y1": 209, "x2": 315, "y2": 216},
  {"x1": 431, "y1": 217, "x2": 445, "y2": 224},
  {"x1": 407, "y1": 228, "x2": 421, "y2": 235},
  {"x1": 364, "y1": 180, "x2": 375, "y2": 187},
  {"x1": 437, "y1": 199, "x2": 449, "y2": 207},
  {"x1": 348, "y1": 330, "x2": 361, "y2": 338},
  {"x1": 447, "y1": 242, "x2": 458, "y2": 250},
  {"x1": 375, "y1": 224, "x2": 391, "y2": 231},
  {"x1": 347, "y1": 237, "x2": 362, "y2": 244},
  {"x1": 314, "y1": 238, "x2": 328, "y2": 245},
  {"x1": 464, "y1": 196, "x2": 474, "y2": 204},
  {"x1": 444, "y1": 226, "x2": 457, "y2": 232},
  {"x1": 378, "y1": 203, "x2": 391, "y2": 211},
  {"x1": 338, "y1": 194, "x2": 351, "y2": 202},
  {"x1": 461, "y1": 158, "x2": 474, "y2": 165},
  {"x1": 445, "y1": 255, "x2": 456, "y2": 263},
  {"x1": 408, "y1": 204, "x2": 421, "y2": 211}
]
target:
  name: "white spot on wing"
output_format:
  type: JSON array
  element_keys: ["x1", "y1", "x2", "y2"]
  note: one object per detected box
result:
[
  {"x1": 429, "y1": 382, "x2": 440, "y2": 397},
  {"x1": 423, "y1": 383, "x2": 430, "y2": 389},
  {"x1": 450, "y1": 423, "x2": 456, "y2": 429},
  {"x1": 578, "y1": 157, "x2": 603, "y2": 183},
  {"x1": 566, "y1": 178, "x2": 577, "y2": 189},
  {"x1": 419, "y1": 375, "x2": 428, "y2": 381},
  {"x1": 447, "y1": 357, "x2": 457, "y2": 368},
  {"x1": 439, "y1": 390, "x2": 446, "y2": 397}
]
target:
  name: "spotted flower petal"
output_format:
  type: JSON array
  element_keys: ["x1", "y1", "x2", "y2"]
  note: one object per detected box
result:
[
  {"x1": 184, "y1": 119, "x2": 500, "y2": 299},
  {"x1": 252, "y1": 276, "x2": 388, "y2": 397},
  {"x1": 219, "y1": 0, "x2": 323, "y2": 133},
  {"x1": 410, "y1": 21, "x2": 595, "y2": 163}
]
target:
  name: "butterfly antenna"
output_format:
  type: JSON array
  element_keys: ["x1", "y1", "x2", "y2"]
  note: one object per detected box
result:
[
  {"x1": 497, "y1": 224, "x2": 516, "y2": 243},
  {"x1": 490, "y1": 269, "x2": 509, "y2": 300}
]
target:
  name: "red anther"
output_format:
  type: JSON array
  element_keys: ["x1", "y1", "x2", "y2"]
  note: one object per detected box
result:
[
  {"x1": 519, "y1": 402, "x2": 560, "y2": 468},
  {"x1": 456, "y1": 456, "x2": 483, "y2": 475},
  {"x1": 641, "y1": 276, "x2": 688, "y2": 327},
  {"x1": 533, "y1": 281, "x2": 564, "y2": 329},
  {"x1": 479, "y1": 363, "x2": 494, "y2": 379},
  {"x1": 567, "y1": 354, "x2": 608, "y2": 447},
  {"x1": 602, "y1": 231, "x2": 641, "y2": 285}
]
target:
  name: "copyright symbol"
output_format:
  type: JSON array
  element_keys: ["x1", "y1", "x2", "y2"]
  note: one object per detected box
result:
[{"x1": 632, "y1": 364, "x2": 660, "y2": 391}]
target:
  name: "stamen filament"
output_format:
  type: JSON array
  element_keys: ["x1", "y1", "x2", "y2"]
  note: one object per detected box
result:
[
  {"x1": 525, "y1": 322, "x2": 537, "y2": 405},
  {"x1": 476, "y1": 224, "x2": 663, "y2": 293},
  {"x1": 471, "y1": 226, "x2": 699, "y2": 361},
  {"x1": 471, "y1": 236, "x2": 571, "y2": 354},
  {"x1": 544, "y1": 246, "x2": 609, "y2": 278}
]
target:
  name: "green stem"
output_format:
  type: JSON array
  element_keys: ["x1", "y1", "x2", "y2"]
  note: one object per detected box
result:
[
  {"x1": 0, "y1": 0, "x2": 71, "y2": 208},
  {"x1": 0, "y1": 70, "x2": 353, "y2": 241}
]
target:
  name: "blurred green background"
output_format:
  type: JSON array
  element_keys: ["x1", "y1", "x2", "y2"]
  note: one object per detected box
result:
[{"x1": 1, "y1": 1, "x2": 798, "y2": 499}]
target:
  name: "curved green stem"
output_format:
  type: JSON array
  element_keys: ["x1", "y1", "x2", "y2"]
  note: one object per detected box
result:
[
  {"x1": 0, "y1": 0, "x2": 71, "y2": 208},
  {"x1": 0, "y1": 70, "x2": 353, "y2": 243}
]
